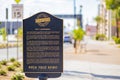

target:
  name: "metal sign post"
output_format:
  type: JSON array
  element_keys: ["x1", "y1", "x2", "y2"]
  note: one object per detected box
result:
[
  {"x1": 12, "y1": 4, "x2": 23, "y2": 60},
  {"x1": 6, "y1": 8, "x2": 9, "y2": 61},
  {"x1": 38, "y1": 74, "x2": 48, "y2": 80}
]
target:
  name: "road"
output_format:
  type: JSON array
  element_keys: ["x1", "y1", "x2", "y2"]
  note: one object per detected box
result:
[
  {"x1": 0, "y1": 42, "x2": 71, "y2": 61},
  {"x1": 0, "y1": 47, "x2": 22, "y2": 61}
]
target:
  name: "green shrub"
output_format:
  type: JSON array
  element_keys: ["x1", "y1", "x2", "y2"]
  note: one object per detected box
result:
[
  {"x1": 0, "y1": 64, "x2": 1, "y2": 68},
  {"x1": 7, "y1": 65, "x2": 15, "y2": 71},
  {"x1": 11, "y1": 73, "x2": 24, "y2": 80},
  {"x1": 13, "y1": 61, "x2": 21, "y2": 67},
  {"x1": 20, "y1": 68, "x2": 23, "y2": 73},
  {"x1": 112, "y1": 36, "x2": 116, "y2": 40},
  {"x1": 17, "y1": 27, "x2": 23, "y2": 39},
  {"x1": 118, "y1": 45, "x2": 120, "y2": 48},
  {"x1": 95, "y1": 34, "x2": 106, "y2": 40},
  {"x1": 95, "y1": 34, "x2": 99, "y2": 40},
  {"x1": 0, "y1": 60, "x2": 7, "y2": 65},
  {"x1": 116, "y1": 38, "x2": 120, "y2": 44},
  {"x1": 10, "y1": 58, "x2": 16, "y2": 62},
  {"x1": 8, "y1": 44, "x2": 13, "y2": 48},
  {"x1": 1, "y1": 27, "x2": 7, "y2": 41},
  {"x1": 0, "y1": 43, "x2": 20, "y2": 49},
  {"x1": 0, "y1": 70, "x2": 7, "y2": 76},
  {"x1": 112, "y1": 36, "x2": 120, "y2": 44}
]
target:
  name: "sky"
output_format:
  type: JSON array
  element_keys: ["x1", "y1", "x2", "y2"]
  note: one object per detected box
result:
[{"x1": 0, "y1": 0, "x2": 100, "y2": 29}]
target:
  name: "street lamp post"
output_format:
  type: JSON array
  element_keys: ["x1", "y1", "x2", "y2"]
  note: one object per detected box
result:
[
  {"x1": 80, "y1": 5, "x2": 83, "y2": 14},
  {"x1": 80, "y1": 5, "x2": 83, "y2": 28},
  {"x1": 73, "y1": 0, "x2": 76, "y2": 48},
  {"x1": 74, "y1": 0, "x2": 76, "y2": 29},
  {"x1": 109, "y1": 10, "x2": 112, "y2": 40}
]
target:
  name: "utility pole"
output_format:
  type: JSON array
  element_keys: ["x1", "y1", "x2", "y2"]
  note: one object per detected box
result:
[
  {"x1": 73, "y1": 0, "x2": 76, "y2": 49},
  {"x1": 80, "y1": 5, "x2": 82, "y2": 14},
  {"x1": 109, "y1": 10, "x2": 112, "y2": 40},
  {"x1": 73, "y1": 0, "x2": 76, "y2": 29},
  {"x1": 80, "y1": 5, "x2": 83, "y2": 28}
]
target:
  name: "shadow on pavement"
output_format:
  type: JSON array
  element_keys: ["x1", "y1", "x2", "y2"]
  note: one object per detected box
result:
[
  {"x1": 63, "y1": 70, "x2": 120, "y2": 79},
  {"x1": 91, "y1": 73, "x2": 120, "y2": 79},
  {"x1": 86, "y1": 49, "x2": 99, "y2": 52},
  {"x1": 91, "y1": 53, "x2": 109, "y2": 56}
]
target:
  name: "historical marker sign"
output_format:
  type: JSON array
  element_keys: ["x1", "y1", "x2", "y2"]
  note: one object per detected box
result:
[{"x1": 23, "y1": 12, "x2": 63, "y2": 78}]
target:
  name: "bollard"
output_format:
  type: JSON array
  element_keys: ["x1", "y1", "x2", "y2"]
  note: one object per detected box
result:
[{"x1": 38, "y1": 74, "x2": 48, "y2": 80}]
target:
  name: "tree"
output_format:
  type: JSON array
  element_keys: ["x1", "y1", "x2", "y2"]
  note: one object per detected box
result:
[
  {"x1": 105, "y1": 0, "x2": 120, "y2": 37},
  {"x1": 17, "y1": 27, "x2": 23, "y2": 39},
  {"x1": 0, "y1": 28, "x2": 7, "y2": 41},
  {"x1": 14, "y1": 0, "x2": 21, "y2": 4},
  {"x1": 105, "y1": 0, "x2": 120, "y2": 9},
  {"x1": 94, "y1": 16, "x2": 104, "y2": 34},
  {"x1": 72, "y1": 27, "x2": 85, "y2": 54}
]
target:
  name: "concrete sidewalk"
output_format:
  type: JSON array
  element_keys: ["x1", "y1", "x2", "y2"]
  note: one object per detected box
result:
[
  {"x1": 42, "y1": 60, "x2": 120, "y2": 80},
  {"x1": 64, "y1": 39, "x2": 120, "y2": 65}
]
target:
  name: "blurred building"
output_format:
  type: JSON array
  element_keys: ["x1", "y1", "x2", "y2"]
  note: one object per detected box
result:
[
  {"x1": 98, "y1": 0, "x2": 117, "y2": 39},
  {"x1": 98, "y1": 0, "x2": 108, "y2": 37},
  {"x1": 86, "y1": 24, "x2": 97, "y2": 37},
  {"x1": 0, "y1": 21, "x2": 22, "y2": 34},
  {"x1": 55, "y1": 14, "x2": 83, "y2": 28}
]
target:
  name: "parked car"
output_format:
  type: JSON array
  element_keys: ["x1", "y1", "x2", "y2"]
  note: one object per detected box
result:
[{"x1": 63, "y1": 35, "x2": 72, "y2": 43}]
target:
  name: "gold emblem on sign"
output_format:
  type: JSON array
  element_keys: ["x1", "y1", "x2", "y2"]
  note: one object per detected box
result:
[{"x1": 35, "y1": 13, "x2": 51, "y2": 27}]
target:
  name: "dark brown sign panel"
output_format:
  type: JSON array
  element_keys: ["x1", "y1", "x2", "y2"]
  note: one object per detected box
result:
[{"x1": 23, "y1": 12, "x2": 63, "y2": 78}]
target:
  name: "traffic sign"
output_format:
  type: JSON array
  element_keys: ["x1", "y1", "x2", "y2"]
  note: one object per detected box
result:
[{"x1": 12, "y1": 4, "x2": 23, "y2": 19}]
